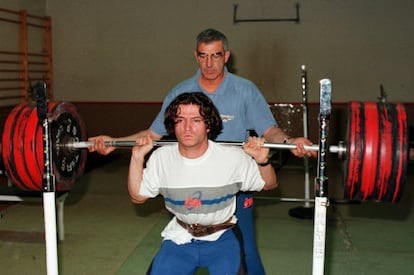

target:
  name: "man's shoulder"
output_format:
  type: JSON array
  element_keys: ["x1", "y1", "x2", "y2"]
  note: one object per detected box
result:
[
  {"x1": 171, "y1": 73, "x2": 199, "y2": 92},
  {"x1": 148, "y1": 144, "x2": 178, "y2": 162},
  {"x1": 211, "y1": 141, "x2": 244, "y2": 156},
  {"x1": 226, "y1": 72, "x2": 257, "y2": 90}
]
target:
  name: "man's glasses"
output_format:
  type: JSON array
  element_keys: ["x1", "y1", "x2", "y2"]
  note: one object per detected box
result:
[{"x1": 197, "y1": 52, "x2": 225, "y2": 62}]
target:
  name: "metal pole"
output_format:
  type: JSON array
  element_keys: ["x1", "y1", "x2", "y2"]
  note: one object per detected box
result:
[
  {"x1": 36, "y1": 81, "x2": 59, "y2": 275},
  {"x1": 288, "y1": 65, "x2": 314, "y2": 219},
  {"x1": 301, "y1": 65, "x2": 312, "y2": 209},
  {"x1": 312, "y1": 79, "x2": 332, "y2": 275},
  {"x1": 65, "y1": 140, "x2": 344, "y2": 154}
]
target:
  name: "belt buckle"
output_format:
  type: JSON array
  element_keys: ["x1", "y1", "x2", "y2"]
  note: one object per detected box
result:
[{"x1": 190, "y1": 224, "x2": 208, "y2": 237}]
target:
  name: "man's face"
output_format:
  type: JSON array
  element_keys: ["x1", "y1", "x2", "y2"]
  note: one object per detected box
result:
[
  {"x1": 174, "y1": 104, "x2": 209, "y2": 148},
  {"x1": 195, "y1": 41, "x2": 230, "y2": 81}
]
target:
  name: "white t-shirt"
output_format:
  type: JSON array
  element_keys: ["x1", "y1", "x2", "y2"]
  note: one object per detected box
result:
[{"x1": 140, "y1": 140, "x2": 265, "y2": 244}]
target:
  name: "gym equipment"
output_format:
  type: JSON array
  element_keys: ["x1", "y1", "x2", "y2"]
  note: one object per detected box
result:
[
  {"x1": 0, "y1": 91, "x2": 410, "y2": 203},
  {"x1": 63, "y1": 98, "x2": 409, "y2": 203},
  {"x1": 312, "y1": 79, "x2": 332, "y2": 275},
  {"x1": 0, "y1": 80, "x2": 411, "y2": 275},
  {"x1": 2, "y1": 99, "x2": 87, "y2": 191}
]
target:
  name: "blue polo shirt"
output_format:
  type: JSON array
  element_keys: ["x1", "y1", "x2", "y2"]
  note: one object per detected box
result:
[{"x1": 150, "y1": 68, "x2": 277, "y2": 142}]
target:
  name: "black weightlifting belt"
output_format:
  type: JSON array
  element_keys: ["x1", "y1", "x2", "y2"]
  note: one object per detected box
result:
[{"x1": 176, "y1": 217, "x2": 235, "y2": 237}]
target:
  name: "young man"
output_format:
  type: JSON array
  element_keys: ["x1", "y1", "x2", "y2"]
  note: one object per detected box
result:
[
  {"x1": 128, "y1": 92, "x2": 277, "y2": 274},
  {"x1": 90, "y1": 29, "x2": 316, "y2": 274}
]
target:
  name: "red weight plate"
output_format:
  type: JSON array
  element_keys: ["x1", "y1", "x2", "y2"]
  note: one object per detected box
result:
[
  {"x1": 360, "y1": 102, "x2": 379, "y2": 200},
  {"x1": 23, "y1": 106, "x2": 44, "y2": 190},
  {"x1": 391, "y1": 103, "x2": 408, "y2": 202},
  {"x1": 2, "y1": 104, "x2": 28, "y2": 190},
  {"x1": 343, "y1": 102, "x2": 354, "y2": 198},
  {"x1": 10, "y1": 104, "x2": 31, "y2": 190},
  {"x1": 9, "y1": 104, "x2": 39, "y2": 190},
  {"x1": 375, "y1": 103, "x2": 393, "y2": 201},
  {"x1": 379, "y1": 104, "x2": 399, "y2": 202},
  {"x1": 13, "y1": 104, "x2": 41, "y2": 190},
  {"x1": 344, "y1": 101, "x2": 357, "y2": 199},
  {"x1": 344, "y1": 101, "x2": 364, "y2": 200}
]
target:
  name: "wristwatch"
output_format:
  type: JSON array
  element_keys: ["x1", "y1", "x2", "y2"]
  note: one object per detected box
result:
[{"x1": 257, "y1": 160, "x2": 271, "y2": 166}]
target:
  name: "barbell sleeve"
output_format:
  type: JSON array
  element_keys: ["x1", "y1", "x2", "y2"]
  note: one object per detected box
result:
[{"x1": 65, "y1": 140, "x2": 344, "y2": 154}]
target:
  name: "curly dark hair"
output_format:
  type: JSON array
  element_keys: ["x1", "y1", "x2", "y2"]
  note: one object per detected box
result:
[{"x1": 164, "y1": 92, "x2": 223, "y2": 140}]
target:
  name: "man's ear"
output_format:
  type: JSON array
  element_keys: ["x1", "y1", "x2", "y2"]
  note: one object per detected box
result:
[{"x1": 224, "y1": 51, "x2": 231, "y2": 63}]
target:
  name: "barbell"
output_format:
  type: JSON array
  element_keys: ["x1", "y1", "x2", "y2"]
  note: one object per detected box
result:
[
  {"x1": 65, "y1": 140, "x2": 345, "y2": 154},
  {"x1": 1, "y1": 100, "x2": 410, "y2": 202}
]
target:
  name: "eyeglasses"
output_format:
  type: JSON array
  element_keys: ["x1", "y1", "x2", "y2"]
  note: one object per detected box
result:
[{"x1": 196, "y1": 52, "x2": 225, "y2": 62}]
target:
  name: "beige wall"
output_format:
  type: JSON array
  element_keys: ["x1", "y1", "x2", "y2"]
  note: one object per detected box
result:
[
  {"x1": 1, "y1": 1, "x2": 413, "y2": 104},
  {"x1": 0, "y1": 0, "x2": 46, "y2": 15},
  {"x1": 44, "y1": 0, "x2": 414, "y2": 103}
]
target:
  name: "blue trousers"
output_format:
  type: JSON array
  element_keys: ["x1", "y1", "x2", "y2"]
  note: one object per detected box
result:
[
  {"x1": 148, "y1": 227, "x2": 246, "y2": 274},
  {"x1": 236, "y1": 192, "x2": 265, "y2": 275}
]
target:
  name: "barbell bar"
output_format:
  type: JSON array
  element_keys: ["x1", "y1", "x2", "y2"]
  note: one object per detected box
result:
[
  {"x1": 1, "y1": 100, "x2": 410, "y2": 203},
  {"x1": 63, "y1": 140, "x2": 345, "y2": 155}
]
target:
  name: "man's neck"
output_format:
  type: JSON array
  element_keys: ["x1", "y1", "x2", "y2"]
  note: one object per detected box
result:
[
  {"x1": 178, "y1": 140, "x2": 209, "y2": 159},
  {"x1": 199, "y1": 72, "x2": 225, "y2": 93}
]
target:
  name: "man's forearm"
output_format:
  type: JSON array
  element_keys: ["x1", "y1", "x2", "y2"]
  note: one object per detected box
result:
[
  {"x1": 257, "y1": 163, "x2": 277, "y2": 190},
  {"x1": 262, "y1": 125, "x2": 290, "y2": 143},
  {"x1": 127, "y1": 155, "x2": 148, "y2": 204}
]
